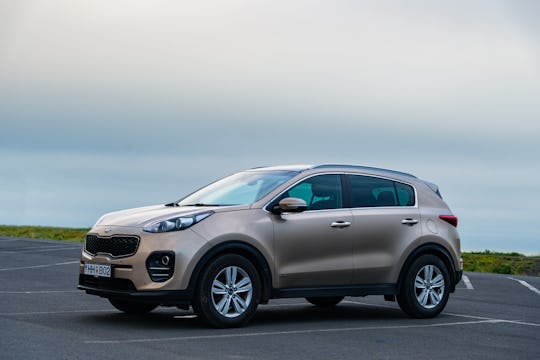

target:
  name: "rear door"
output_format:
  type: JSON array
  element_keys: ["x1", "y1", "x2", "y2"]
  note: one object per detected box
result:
[{"x1": 346, "y1": 175, "x2": 421, "y2": 284}]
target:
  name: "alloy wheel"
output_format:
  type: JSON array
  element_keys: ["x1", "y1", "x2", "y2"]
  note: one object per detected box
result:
[
  {"x1": 211, "y1": 266, "x2": 253, "y2": 318},
  {"x1": 414, "y1": 264, "x2": 445, "y2": 309}
]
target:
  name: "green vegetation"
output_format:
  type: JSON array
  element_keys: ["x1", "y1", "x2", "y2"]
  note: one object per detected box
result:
[
  {"x1": 0, "y1": 225, "x2": 538, "y2": 276},
  {"x1": 462, "y1": 250, "x2": 540, "y2": 277},
  {"x1": 0, "y1": 225, "x2": 89, "y2": 243}
]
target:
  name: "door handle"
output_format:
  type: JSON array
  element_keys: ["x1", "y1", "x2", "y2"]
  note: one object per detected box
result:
[
  {"x1": 401, "y1": 218, "x2": 419, "y2": 225},
  {"x1": 330, "y1": 221, "x2": 351, "y2": 228}
]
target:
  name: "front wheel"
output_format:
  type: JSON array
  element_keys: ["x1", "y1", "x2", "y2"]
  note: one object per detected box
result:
[
  {"x1": 108, "y1": 299, "x2": 158, "y2": 314},
  {"x1": 397, "y1": 254, "x2": 450, "y2": 318},
  {"x1": 192, "y1": 254, "x2": 261, "y2": 328}
]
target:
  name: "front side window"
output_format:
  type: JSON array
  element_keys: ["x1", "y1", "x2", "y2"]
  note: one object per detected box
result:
[
  {"x1": 349, "y1": 175, "x2": 415, "y2": 208},
  {"x1": 283, "y1": 174, "x2": 343, "y2": 210}
]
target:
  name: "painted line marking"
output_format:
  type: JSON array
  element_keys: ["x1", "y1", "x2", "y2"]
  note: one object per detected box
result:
[
  {"x1": 344, "y1": 300, "x2": 540, "y2": 327},
  {"x1": 444, "y1": 312, "x2": 500, "y2": 321},
  {"x1": 343, "y1": 300, "x2": 399, "y2": 310},
  {"x1": 2, "y1": 299, "x2": 537, "y2": 331},
  {"x1": 446, "y1": 312, "x2": 540, "y2": 327},
  {"x1": 173, "y1": 315, "x2": 197, "y2": 319},
  {"x1": 262, "y1": 303, "x2": 311, "y2": 308},
  {"x1": 0, "y1": 260, "x2": 79, "y2": 271},
  {"x1": 0, "y1": 246, "x2": 81, "y2": 254},
  {"x1": 0, "y1": 290, "x2": 80, "y2": 294},
  {"x1": 0, "y1": 309, "x2": 113, "y2": 316},
  {"x1": 462, "y1": 275, "x2": 474, "y2": 290},
  {"x1": 508, "y1": 277, "x2": 540, "y2": 296},
  {"x1": 84, "y1": 319, "x2": 505, "y2": 344},
  {"x1": 0, "y1": 245, "x2": 79, "y2": 251}
]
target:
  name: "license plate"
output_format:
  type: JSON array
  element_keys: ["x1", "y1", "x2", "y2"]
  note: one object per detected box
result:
[{"x1": 83, "y1": 263, "x2": 111, "y2": 278}]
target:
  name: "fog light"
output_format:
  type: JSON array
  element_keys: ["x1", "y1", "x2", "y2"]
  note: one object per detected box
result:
[
  {"x1": 161, "y1": 255, "x2": 171, "y2": 266},
  {"x1": 146, "y1": 251, "x2": 175, "y2": 282}
]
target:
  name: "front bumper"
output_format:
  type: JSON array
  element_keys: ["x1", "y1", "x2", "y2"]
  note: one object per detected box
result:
[
  {"x1": 80, "y1": 225, "x2": 210, "y2": 292},
  {"x1": 78, "y1": 274, "x2": 192, "y2": 305}
]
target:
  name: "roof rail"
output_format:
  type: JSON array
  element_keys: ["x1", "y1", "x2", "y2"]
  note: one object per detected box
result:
[{"x1": 312, "y1": 164, "x2": 417, "y2": 178}]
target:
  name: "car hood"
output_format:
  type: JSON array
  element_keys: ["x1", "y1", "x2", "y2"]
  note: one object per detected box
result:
[{"x1": 94, "y1": 205, "x2": 227, "y2": 228}]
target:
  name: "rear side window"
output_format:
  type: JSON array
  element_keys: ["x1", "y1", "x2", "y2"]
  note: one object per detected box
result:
[{"x1": 348, "y1": 175, "x2": 415, "y2": 207}]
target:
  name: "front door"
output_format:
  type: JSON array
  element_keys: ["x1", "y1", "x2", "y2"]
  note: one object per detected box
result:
[{"x1": 272, "y1": 174, "x2": 353, "y2": 288}]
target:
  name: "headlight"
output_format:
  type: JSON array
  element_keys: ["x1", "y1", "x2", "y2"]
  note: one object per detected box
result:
[{"x1": 143, "y1": 211, "x2": 214, "y2": 233}]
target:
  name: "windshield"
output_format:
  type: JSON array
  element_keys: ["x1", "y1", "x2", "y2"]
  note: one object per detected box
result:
[{"x1": 178, "y1": 170, "x2": 298, "y2": 206}]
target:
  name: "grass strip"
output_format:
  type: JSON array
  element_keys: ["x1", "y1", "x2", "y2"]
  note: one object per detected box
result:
[
  {"x1": 0, "y1": 225, "x2": 90, "y2": 242},
  {"x1": 462, "y1": 251, "x2": 540, "y2": 277}
]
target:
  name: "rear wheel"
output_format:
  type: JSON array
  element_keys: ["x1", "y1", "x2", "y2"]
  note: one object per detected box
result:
[
  {"x1": 397, "y1": 254, "x2": 450, "y2": 318},
  {"x1": 305, "y1": 296, "x2": 344, "y2": 307},
  {"x1": 108, "y1": 299, "x2": 158, "y2": 314},
  {"x1": 193, "y1": 254, "x2": 260, "y2": 328}
]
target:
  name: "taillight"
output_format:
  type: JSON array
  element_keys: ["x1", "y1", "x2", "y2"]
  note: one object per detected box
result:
[{"x1": 439, "y1": 215, "x2": 458, "y2": 227}]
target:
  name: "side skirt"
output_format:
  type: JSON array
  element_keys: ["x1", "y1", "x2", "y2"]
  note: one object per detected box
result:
[{"x1": 272, "y1": 284, "x2": 396, "y2": 299}]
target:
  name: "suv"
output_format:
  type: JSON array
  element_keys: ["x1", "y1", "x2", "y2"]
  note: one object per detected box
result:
[{"x1": 79, "y1": 164, "x2": 462, "y2": 327}]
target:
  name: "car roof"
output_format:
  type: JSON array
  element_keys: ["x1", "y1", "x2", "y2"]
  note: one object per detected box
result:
[
  {"x1": 249, "y1": 164, "x2": 441, "y2": 198},
  {"x1": 248, "y1": 164, "x2": 417, "y2": 179}
]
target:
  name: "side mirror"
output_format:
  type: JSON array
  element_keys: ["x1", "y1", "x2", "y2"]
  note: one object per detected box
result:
[{"x1": 273, "y1": 197, "x2": 307, "y2": 214}]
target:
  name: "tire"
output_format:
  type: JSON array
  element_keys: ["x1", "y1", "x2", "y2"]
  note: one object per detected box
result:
[
  {"x1": 108, "y1": 299, "x2": 158, "y2": 314},
  {"x1": 397, "y1": 254, "x2": 450, "y2": 318},
  {"x1": 305, "y1": 296, "x2": 344, "y2": 307},
  {"x1": 192, "y1": 254, "x2": 261, "y2": 328}
]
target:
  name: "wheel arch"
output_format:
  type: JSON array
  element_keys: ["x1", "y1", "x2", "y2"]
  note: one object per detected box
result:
[
  {"x1": 188, "y1": 241, "x2": 273, "y2": 303},
  {"x1": 397, "y1": 243, "x2": 458, "y2": 294}
]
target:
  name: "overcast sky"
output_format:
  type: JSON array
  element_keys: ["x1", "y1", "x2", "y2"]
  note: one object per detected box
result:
[{"x1": 1, "y1": 0, "x2": 539, "y2": 253}]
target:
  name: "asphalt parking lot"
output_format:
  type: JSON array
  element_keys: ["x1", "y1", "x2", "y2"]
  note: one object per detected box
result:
[{"x1": 1, "y1": 237, "x2": 538, "y2": 360}]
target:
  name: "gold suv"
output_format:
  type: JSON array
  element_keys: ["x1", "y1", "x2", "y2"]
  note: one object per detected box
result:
[{"x1": 79, "y1": 164, "x2": 462, "y2": 327}]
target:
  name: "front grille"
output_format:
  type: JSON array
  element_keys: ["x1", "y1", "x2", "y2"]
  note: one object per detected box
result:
[{"x1": 85, "y1": 234, "x2": 140, "y2": 258}]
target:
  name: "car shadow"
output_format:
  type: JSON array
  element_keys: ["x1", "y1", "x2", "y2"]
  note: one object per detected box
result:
[
  {"x1": 79, "y1": 300, "x2": 408, "y2": 330},
  {"x1": 253, "y1": 301, "x2": 407, "y2": 325}
]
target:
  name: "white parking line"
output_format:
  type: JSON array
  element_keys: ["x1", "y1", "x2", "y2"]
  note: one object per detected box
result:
[
  {"x1": 462, "y1": 275, "x2": 474, "y2": 290},
  {"x1": 0, "y1": 246, "x2": 81, "y2": 254},
  {"x1": 80, "y1": 301, "x2": 539, "y2": 344},
  {"x1": 1, "y1": 245, "x2": 53, "y2": 250},
  {"x1": 508, "y1": 277, "x2": 540, "y2": 296},
  {"x1": 262, "y1": 303, "x2": 311, "y2": 308},
  {"x1": 345, "y1": 300, "x2": 540, "y2": 327},
  {"x1": 343, "y1": 300, "x2": 398, "y2": 310},
  {"x1": 173, "y1": 315, "x2": 197, "y2": 319},
  {"x1": 84, "y1": 319, "x2": 505, "y2": 344},
  {"x1": 0, "y1": 290, "x2": 79, "y2": 294},
  {"x1": 446, "y1": 312, "x2": 540, "y2": 327},
  {"x1": 0, "y1": 309, "x2": 112, "y2": 316},
  {"x1": 0, "y1": 261, "x2": 79, "y2": 271}
]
